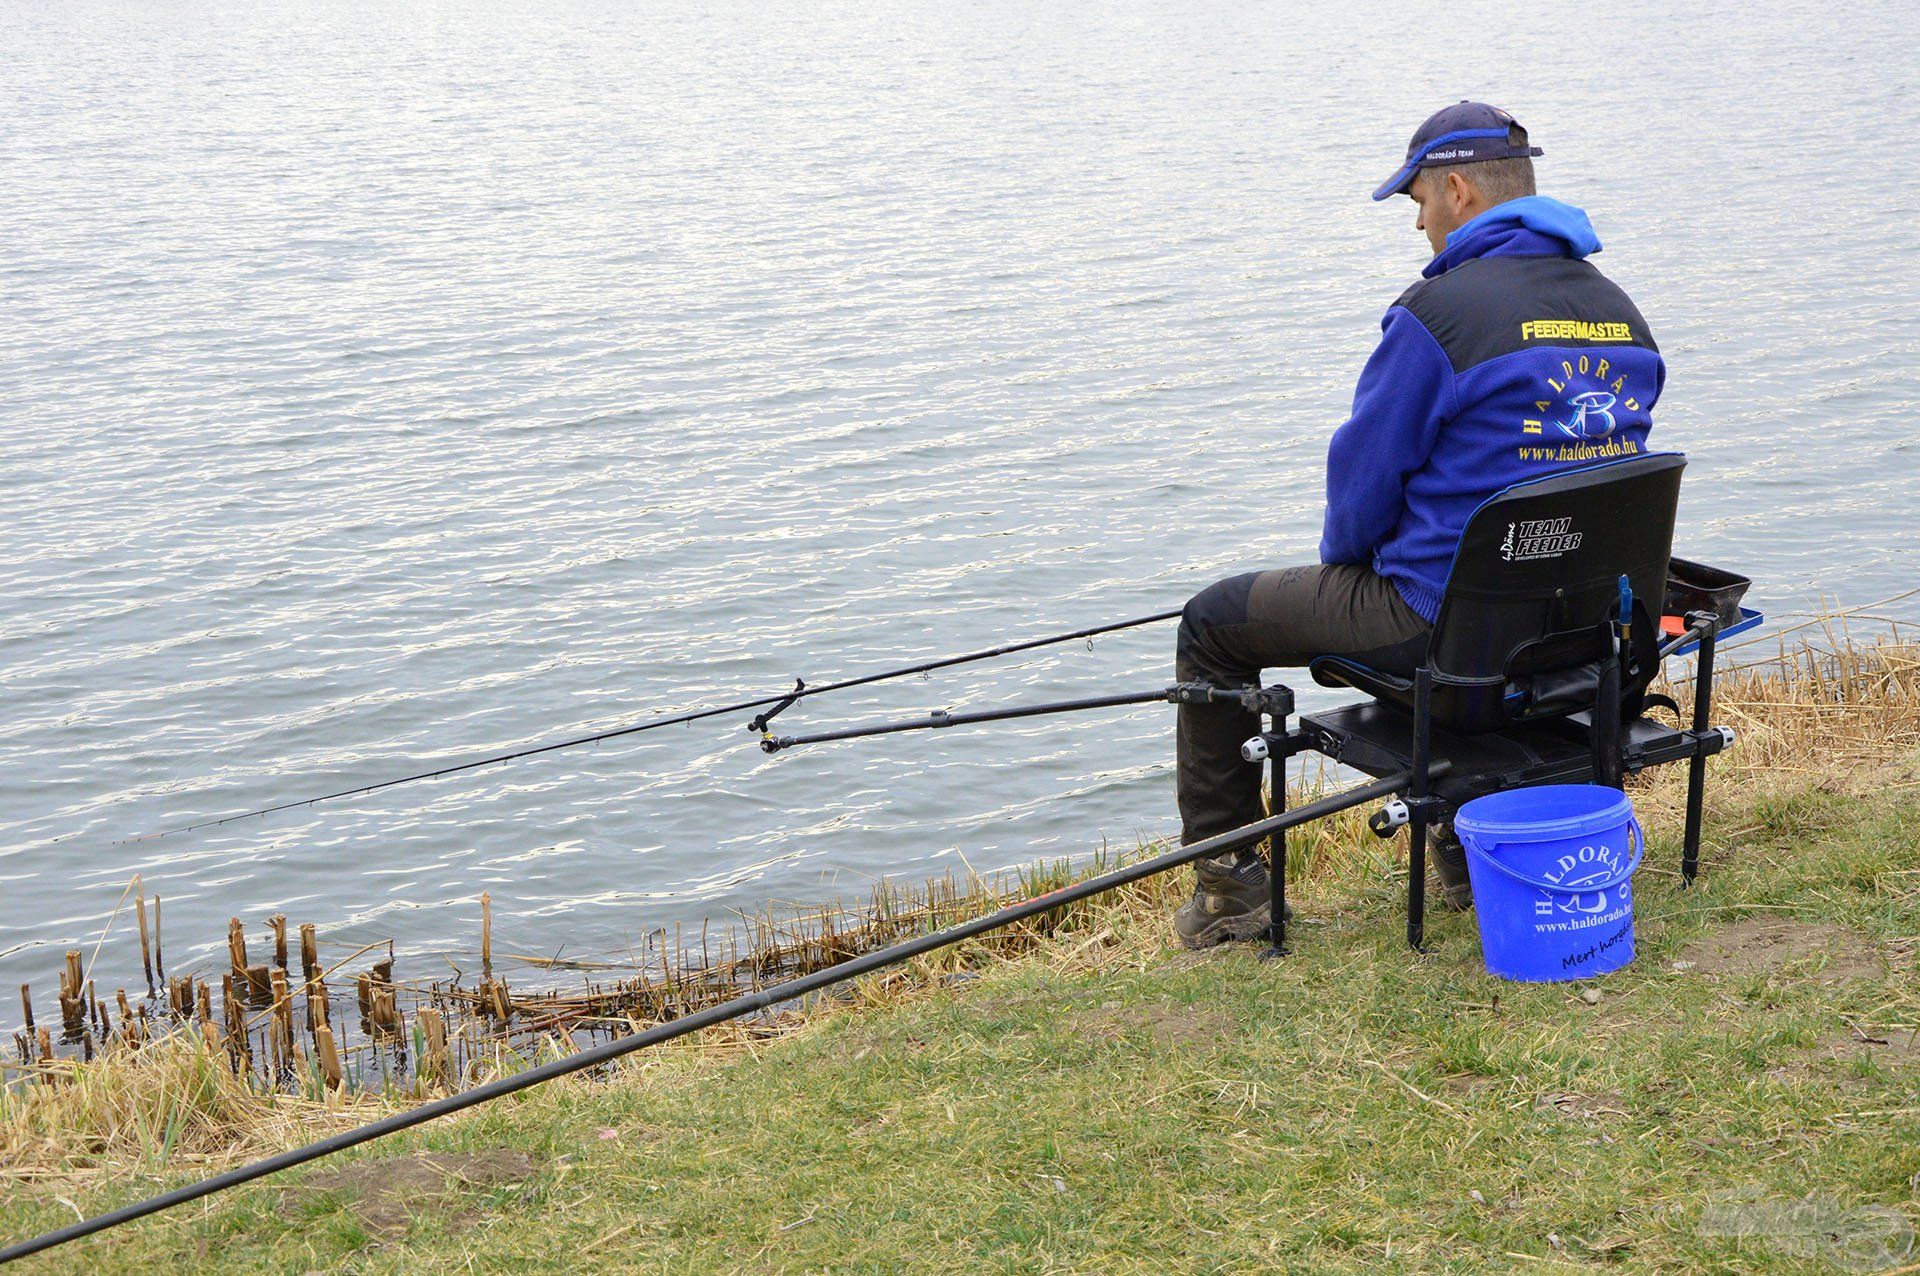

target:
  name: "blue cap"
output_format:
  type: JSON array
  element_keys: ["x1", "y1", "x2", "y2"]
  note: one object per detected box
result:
[{"x1": 1371, "y1": 101, "x2": 1544, "y2": 201}]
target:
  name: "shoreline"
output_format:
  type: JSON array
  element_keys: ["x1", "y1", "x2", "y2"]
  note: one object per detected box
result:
[{"x1": 3, "y1": 636, "x2": 1916, "y2": 1268}]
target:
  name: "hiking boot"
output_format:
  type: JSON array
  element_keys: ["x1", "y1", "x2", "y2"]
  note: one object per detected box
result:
[
  {"x1": 1432, "y1": 826, "x2": 1473, "y2": 911},
  {"x1": 1172, "y1": 854, "x2": 1292, "y2": 950}
]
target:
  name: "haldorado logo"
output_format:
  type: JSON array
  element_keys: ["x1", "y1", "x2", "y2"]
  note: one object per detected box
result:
[
  {"x1": 1522, "y1": 353, "x2": 1641, "y2": 443},
  {"x1": 1558, "y1": 390, "x2": 1617, "y2": 440}
]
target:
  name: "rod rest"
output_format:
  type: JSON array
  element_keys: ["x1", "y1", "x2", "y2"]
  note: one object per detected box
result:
[{"x1": 1168, "y1": 681, "x2": 1295, "y2": 717}]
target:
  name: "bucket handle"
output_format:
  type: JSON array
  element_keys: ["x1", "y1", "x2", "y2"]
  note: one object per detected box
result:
[{"x1": 1465, "y1": 816, "x2": 1644, "y2": 894}]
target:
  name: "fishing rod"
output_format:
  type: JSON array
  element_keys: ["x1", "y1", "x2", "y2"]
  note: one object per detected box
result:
[
  {"x1": 759, "y1": 682, "x2": 1282, "y2": 753},
  {"x1": 118, "y1": 608, "x2": 1182, "y2": 844},
  {"x1": 0, "y1": 763, "x2": 1439, "y2": 1265}
]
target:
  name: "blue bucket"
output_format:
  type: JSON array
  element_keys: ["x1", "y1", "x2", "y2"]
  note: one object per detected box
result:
[{"x1": 1453, "y1": 785, "x2": 1644, "y2": 983}]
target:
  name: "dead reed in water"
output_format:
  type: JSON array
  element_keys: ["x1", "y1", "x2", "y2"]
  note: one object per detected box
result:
[{"x1": 4, "y1": 632, "x2": 1913, "y2": 1182}]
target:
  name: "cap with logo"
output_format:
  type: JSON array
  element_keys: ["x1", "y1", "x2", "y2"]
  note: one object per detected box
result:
[{"x1": 1371, "y1": 101, "x2": 1544, "y2": 201}]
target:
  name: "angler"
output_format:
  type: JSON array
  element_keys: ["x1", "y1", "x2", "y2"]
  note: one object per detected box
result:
[{"x1": 1168, "y1": 101, "x2": 1664, "y2": 948}]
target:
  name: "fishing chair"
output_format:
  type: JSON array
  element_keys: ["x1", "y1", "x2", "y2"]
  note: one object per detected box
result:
[{"x1": 1248, "y1": 452, "x2": 1743, "y2": 955}]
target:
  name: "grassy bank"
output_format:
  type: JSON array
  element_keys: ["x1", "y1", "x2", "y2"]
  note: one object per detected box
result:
[{"x1": 3, "y1": 642, "x2": 1917, "y2": 1272}]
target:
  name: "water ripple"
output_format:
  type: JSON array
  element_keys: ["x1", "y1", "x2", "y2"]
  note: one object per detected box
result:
[{"x1": 1, "y1": 0, "x2": 1915, "y2": 1013}]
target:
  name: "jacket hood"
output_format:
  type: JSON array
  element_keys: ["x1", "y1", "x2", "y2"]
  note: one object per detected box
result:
[{"x1": 1423, "y1": 196, "x2": 1602, "y2": 278}]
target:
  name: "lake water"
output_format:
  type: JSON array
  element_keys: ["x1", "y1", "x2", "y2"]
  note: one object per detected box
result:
[{"x1": 4, "y1": 1, "x2": 1916, "y2": 1013}]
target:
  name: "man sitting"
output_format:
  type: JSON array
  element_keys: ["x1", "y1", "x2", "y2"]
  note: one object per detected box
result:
[{"x1": 1173, "y1": 101, "x2": 1666, "y2": 949}]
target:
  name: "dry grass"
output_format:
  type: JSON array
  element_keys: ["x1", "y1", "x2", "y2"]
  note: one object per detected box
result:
[
  {"x1": 4, "y1": 634, "x2": 1915, "y2": 1194},
  {"x1": 1625, "y1": 636, "x2": 1920, "y2": 843},
  {"x1": 1698, "y1": 635, "x2": 1919, "y2": 776},
  {"x1": 0, "y1": 1033, "x2": 378, "y2": 1186}
]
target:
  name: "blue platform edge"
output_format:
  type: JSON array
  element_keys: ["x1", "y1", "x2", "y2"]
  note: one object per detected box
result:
[{"x1": 1669, "y1": 606, "x2": 1763, "y2": 657}]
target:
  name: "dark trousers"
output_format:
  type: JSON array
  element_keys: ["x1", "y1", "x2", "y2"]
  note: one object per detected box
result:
[{"x1": 1176, "y1": 564, "x2": 1430, "y2": 848}]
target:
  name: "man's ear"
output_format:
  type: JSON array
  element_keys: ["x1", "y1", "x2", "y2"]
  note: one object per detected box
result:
[{"x1": 1445, "y1": 169, "x2": 1485, "y2": 217}]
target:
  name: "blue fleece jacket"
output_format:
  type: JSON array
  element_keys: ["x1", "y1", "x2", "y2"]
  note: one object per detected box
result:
[{"x1": 1319, "y1": 196, "x2": 1665, "y2": 622}]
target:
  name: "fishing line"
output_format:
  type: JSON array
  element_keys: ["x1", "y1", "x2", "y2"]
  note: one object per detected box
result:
[
  {"x1": 114, "y1": 609, "x2": 1182, "y2": 845},
  {"x1": 1719, "y1": 584, "x2": 1919, "y2": 652}
]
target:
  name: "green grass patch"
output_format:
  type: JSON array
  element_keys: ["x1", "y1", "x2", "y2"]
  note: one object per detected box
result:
[{"x1": 5, "y1": 773, "x2": 1918, "y2": 1273}]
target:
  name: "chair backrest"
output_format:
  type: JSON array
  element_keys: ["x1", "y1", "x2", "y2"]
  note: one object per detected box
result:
[{"x1": 1427, "y1": 452, "x2": 1685, "y2": 729}]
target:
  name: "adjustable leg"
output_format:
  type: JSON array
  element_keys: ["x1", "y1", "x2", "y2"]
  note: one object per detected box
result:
[
  {"x1": 1407, "y1": 668, "x2": 1433, "y2": 952},
  {"x1": 1261, "y1": 705, "x2": 1289, "y2": 961},
  {"x1": 1682, "y1": 614, "x2": 1718, "y2": 885},
  {"x1": 1593, "y1": 631, "x2": 1624, "y2": 790},
  {"x1": 1234, "y1": 687, "x2": 1301, "y2": 960}
]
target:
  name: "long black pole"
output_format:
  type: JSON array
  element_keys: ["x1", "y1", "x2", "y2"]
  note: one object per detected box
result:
[
  {"x1": 1681, "y1": 613, "x2": 1718, "y2": 884},
  {"x1": 761, "y1": 689, "x2": 1175, "y2": 752},
  {"x1": 0, "y1": 764, "x2": 1433, "y2": 1265},
  {"x1": 763, "y1": 683, "x2": 1285, "y2": 754},
  {"x1": 1407, "y1": 668, "x2": 1433, "y2": 952},
  {"x1": 117, "y1": 609, "x2": 1182, "y2": 844}
]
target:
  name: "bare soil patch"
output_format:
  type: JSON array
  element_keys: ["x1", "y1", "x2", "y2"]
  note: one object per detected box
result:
[
  {"x1": 1533, "y1": 1089, "x2": 1631, "y2": 1123},
  {"x1": 1676, "y1": 918, "x2": 1884, "y2": 982},
  {"x1": 1439, "y1": 1073, "x2": 1507, "y2": 1101},
  {"x1": 1812, "y1": 1026, "x2": 1920, "y2": 1068},
  {"x1": 287, "y1": 1150, "x2": 536, "y2": 1235},
  {"x1": 1153, "y1": 947, "x2": 1238, "y2": 974},
  {"x1": 1072, "y1": 1002, "x2": 1236, "y2": 1048},
  {"x1": 834, "y1": 1030, "x2": 935, "y2": 1065}
]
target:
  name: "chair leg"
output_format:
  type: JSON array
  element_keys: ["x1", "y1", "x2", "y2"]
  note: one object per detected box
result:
[
  {"x1": 1682, "y1": 617, "x2": 1719, "y2": 885},
  {"x1": 1407, "y1": 668, "x2": 1433, "y2": 951},
  {"x1": 1262, "y1": 739, "x2": 1289, "y2": 961},
  {"x1": 1593, "y1": 633, "x2": 1624, "y2": 790}
]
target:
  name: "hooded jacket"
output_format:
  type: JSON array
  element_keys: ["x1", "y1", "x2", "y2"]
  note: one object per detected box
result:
[{"x1": 1318, "y1": 196, "x2": 1665, "y2": 623}]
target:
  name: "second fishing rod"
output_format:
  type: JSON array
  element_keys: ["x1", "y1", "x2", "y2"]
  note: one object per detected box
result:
[{"x1": 120, "y1": 606, "x2": 1183, "y2": 844}]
